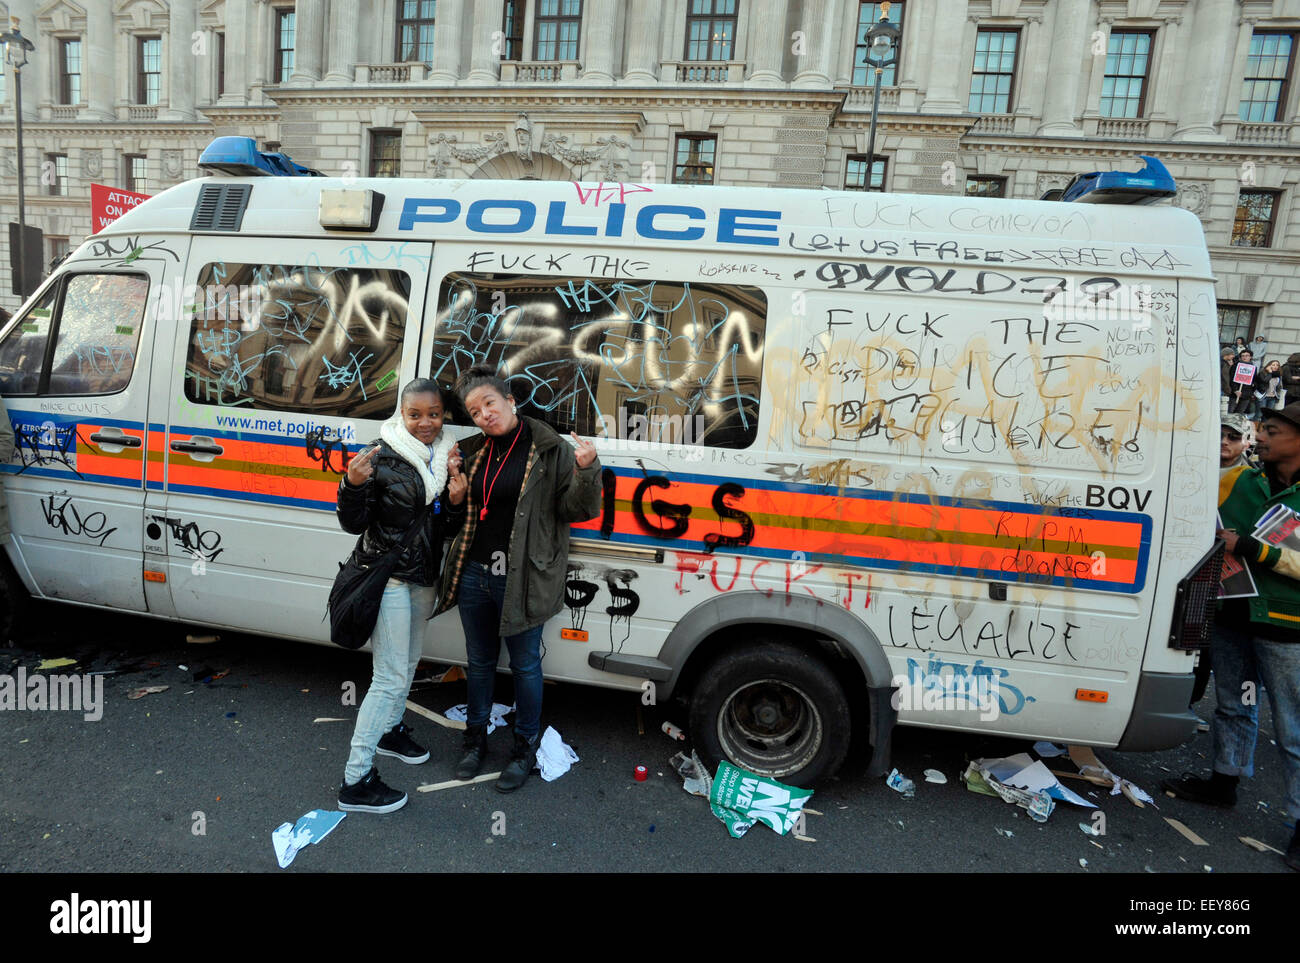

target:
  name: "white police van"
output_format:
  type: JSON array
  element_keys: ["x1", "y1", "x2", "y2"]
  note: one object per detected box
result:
[{"x1": 0, "y1": 139, "x2": 1220, "y2": 784}]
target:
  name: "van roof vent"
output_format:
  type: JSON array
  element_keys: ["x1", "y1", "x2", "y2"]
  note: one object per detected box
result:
[{"x1": 190, "y1": 183, "x2": 252, "y2": 232}]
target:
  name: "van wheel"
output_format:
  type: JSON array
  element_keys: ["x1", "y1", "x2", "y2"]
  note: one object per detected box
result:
[
  {"x1": 0, "y1": 552, "x2": 32, "y2": 645},
  {"x1": 688, "y1": 641, "x2": 851, "y2": 787}
]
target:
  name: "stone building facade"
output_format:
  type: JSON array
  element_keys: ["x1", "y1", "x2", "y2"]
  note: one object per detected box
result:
[{"x1": 1, "y1": 0, "x2": 1297, "y2": 357}]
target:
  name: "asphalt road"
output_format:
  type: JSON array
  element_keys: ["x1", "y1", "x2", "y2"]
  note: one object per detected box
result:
[{"x1": 0, "y1": 599, "x2": 1294, "y2": 875}]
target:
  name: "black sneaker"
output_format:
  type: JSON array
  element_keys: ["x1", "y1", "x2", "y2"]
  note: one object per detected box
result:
[
  {"x1": 338, "y1": 767, "x2": 407, "y2": 813},
  {"x1": 377, "y1": 722, "x2": 430, "y2": 765},
  {"x1": 1161, "y1": 771, "x2": 1238, "y2": 807}
]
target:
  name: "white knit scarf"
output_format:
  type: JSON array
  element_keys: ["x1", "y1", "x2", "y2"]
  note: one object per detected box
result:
[{"x1": 379, "y1": 413, "x2": 454, "y2": 506}]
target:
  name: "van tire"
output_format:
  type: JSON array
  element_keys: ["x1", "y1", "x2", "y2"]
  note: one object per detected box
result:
[
  {"x1": 688, "y1": 640, "x2": 851, "y2": 788},
  {"x1": 0, "y1": 550, "x2": 32, "y2": 645}
]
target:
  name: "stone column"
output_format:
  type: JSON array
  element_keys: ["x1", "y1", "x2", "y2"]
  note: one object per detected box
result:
[
  {"x1": 164, "y1": 0, "x2": 197, "y2": 119},
  {"x1": 325, "y1": 0, "x2": 360, "y2": 83},
  {"x1": 85, "y1": 0, "x2": 115, "y2": 119},
  {"x1": 622, "y1": 0, "x2": 661, "y2": 83},
  {"x1": 918, "y1": 0, "x2": 968, "y2": 112},
  {"x1": 747, "y1": 0, "x2": 785, "y2": 85},
  {"x1": 289, "y1": 0, "x2": 325, "y2": 83},
  {"x1": 1173, "y1": 0, "x2": 1235, "y2": 139},
  {"x1": 466, "y1": 0, "x2": 505, "y2": 83},
  {"x1": 791, "y1": 0, "x2": 834, "y2": 89},
  {"x1": 581, "y1": 0, "x2": 616, "y2": 82},
  {"x1": 1036, "y1": 0, "x2": 1089, "y2": 133},
  {"x1": 428, "y1": 0, "x2": 465, "y2": 82},
  {"x1": 248, "y1": 0, "x2": 269, "y2": 99}
]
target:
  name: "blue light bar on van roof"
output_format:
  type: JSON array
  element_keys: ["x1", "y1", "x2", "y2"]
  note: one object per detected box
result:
[
  {"x1": 198, "y1": 136, "x2": 323, "y2": 177},
  {"x1": 1060, "y1": 155, "x2": 1176, "y2": 204}
]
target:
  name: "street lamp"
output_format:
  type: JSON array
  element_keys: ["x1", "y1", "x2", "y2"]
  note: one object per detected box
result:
[
  {"x1": 1, "y1": 19, "x2": 35, "y2": 300},
  {"x1": 863, "y1": 3, "x2": 900, "y2": 191}
]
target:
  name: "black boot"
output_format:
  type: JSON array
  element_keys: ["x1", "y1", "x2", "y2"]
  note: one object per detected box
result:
[
  {"x1": 495, "y1": 732, "x2": 539, "y2": 793},
  {"x1": 455, "y1": 724, "x2": 488, "y2": 781},
  {"x1": 1161, "y1": 770, "x2": 1238, "y2": 807}
]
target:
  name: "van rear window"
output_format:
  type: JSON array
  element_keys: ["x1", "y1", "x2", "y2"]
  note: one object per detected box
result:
[
  {"x1": 431, "y1": 273, "x2": 766, "y2": 450},
  {"x1": 183, "y1": 262, "x2": 408, "y2": 419}
]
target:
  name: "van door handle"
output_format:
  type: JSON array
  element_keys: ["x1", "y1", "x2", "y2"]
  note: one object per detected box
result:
[
  {"x1": 170, "y1": 438, "x2": 225, "y2": 456},
  {"x1": 88, "y1": 429, "x2": 142, "y2": 448}
]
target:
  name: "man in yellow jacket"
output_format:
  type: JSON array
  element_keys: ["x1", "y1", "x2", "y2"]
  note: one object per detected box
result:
[{"x1": 1165, "y1": 403, "x2": 1300, "y2": 870}]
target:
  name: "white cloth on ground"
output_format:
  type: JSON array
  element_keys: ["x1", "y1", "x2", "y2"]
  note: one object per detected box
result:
[{"x1": 534, "y1": 725, "x2": 579, "y2": 782}]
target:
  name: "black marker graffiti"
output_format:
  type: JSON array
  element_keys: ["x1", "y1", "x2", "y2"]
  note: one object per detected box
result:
[
  {"x1": 40, "y1": 494, "x2": 116, "y2": 547},
  {"x1": 563, "y1": 563, "x2": 598, "y2": 631},
  {"x1": 603, "y1": 568, "x2": 640, "y2": 653},
  {"x1": 13, "y1": 422, "x2": 82, "y2": 475},
  {"x1": 151, "y1": 515, "x2": 225, "y2": 563},
  {"x1": 305, "y1": 426, "x2": 353, "y2": 476}
]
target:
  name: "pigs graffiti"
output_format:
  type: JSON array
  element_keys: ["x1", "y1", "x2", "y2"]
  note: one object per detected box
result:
[
  {"x1": 616, "y1": 473, "x2": 756, "y2": 554},
  {"x1": 604, "y1": 568, "x2": 640, "y2": 652},
  {"x1": 40, "y1": 494, "x2": 117, "y2": 547},
  {"x1": 563, "y1": 563, "x2": 598, "y2": 630},
  {"x1": 151, "y1": 515, "x2": 225, "y2": 563}
]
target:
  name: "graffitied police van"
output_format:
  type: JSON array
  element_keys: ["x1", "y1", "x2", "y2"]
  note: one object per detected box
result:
[{"x1": 0, "y1": 138, "x2": 1220, "y2": 785}]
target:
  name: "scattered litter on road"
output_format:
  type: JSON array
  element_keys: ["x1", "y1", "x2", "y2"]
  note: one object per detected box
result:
[
  {"x1": 418, "y1": 665, "x2": 465, "y2": 684},
  {"x1": 793, "y1": 832, "x2": 816, "y2": 843},
  {"x1": 708, "y1": 761, "x2": 813, "y2": 838},
  {"x1": 1033, "y1": 741, "x2": 1068, "y2": 758},
  {"x1": 404, "y1": 699, "x2": 464, "y2": 730},
  {"x1": 313, "y1": 717, "x2": 348, "y2": 723},
  {"x1": 1203, "y1": 865, "x2": 1213, "y2": 872},
  {"x1": 995, "y1": 828, "x2": 1013, "y2": 837},
  {"x1": 886, "y1": 768, "x2": 915, "y2": 798},
  {"x1": 535, "y1": 726, "x2": 578, "y2": 781},
  {"x1": 636, "y1": 704, "x2": 644, "y2": 736},
  {"x1": 1164, "y1": 817, "x2": 1209, "y2": 846},
  {"x1": 803, "y1": 808, "x2": 823, "y2": 816},
  {"x1": 1079, "y1": 822, "x2": 1102, "y2": 836},
  {"x1": 634, "y1": 765, "x2": 648, "y2": 781},
  {"x1": 416, "y1": 772, "x2": 501, "y2": 792},
  {"x1": 923, "y1": 769, "x2": 947, "y2": 784},
  {"x1": 272, "y1": 810, "x2": 346, "y2": 868},
  {"x1": 1090, "y1": 840, "x2": 1104, "y2": 849},
  {"x1": 1079, "y1": 858, "x2": 1088, "y2": 868},
  {"x1": 1196, "y1": 722, "x2": 1210, "y2": 732},
  {"x1": 670, "y1": 750, "x2": 713, "y2": 798},
  {"x1": 963, "y1": 760, "x2": 1054, "y2": 823},
  {"x1": 186, "y1": 634, "x2": 220, "y2": 644},
  {"x1": 1239, "y1": 836, "x2": 1284, "y2": 855},
  {"x1": 86, "y1": 670, "x2": 116, "y2": 676},
  {"x1": 36, "y1": 658, "x2": 76, "y2": 670},
  {"x1": 178, "y1": 665, "x2": 189, "y2": 672},
  {"x1": 127, "y1": 686, "x2": 169, "y2": 700},
  {"x1": 661, "y1": 721, "x2": 686, "y2": 742},
  {"x1": 1052, "y1": 746, "x2": 1155, "y2": 809},
  {"x1": 444, "y1": 702, "x2": 513, "y2": 733}
]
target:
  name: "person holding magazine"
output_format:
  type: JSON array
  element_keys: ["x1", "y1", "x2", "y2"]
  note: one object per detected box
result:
[
  {"x1": 1165, "y1": 402, "x2": 1300, "y2": 870},
  {"x1": 335, "y1": 379, "x2": 466, "y2": 814}
]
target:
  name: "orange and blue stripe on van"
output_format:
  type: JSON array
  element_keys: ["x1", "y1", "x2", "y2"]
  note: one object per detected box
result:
[
  {"x1": 572, "y1": 467, "x2": 1152, "y2": 594},
  {"x1": 1, "y1": 413, "x2": 146, "y2": 487},
  {"x1": 164, "y1": 425, "x2": 347, "y2": 510}
]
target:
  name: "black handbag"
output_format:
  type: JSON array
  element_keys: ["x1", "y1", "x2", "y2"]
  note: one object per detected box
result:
[{"x1": 327, "y1": 501, "x2": 430, "y2": 649}]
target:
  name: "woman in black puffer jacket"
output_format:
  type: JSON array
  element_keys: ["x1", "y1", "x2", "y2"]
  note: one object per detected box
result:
[{"x1": 335, "y1": 379, "x2": 467, "y2": 814}]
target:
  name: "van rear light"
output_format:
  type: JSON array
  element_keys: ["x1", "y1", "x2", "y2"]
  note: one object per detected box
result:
[{"x1": 1168, "y1": 539, "x2": 1225, "y2": 651}]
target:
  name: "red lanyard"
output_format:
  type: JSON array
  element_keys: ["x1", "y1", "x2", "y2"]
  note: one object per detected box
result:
[{"x1": 479, "y1": 426, "x2": 523, "y2": 520}]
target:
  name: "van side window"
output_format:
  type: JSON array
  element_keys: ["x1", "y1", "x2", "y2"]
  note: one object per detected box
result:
[
  {"x1": 183, "y1": 262, "x2": 408, "y2": 419},
  {"x1": 0, "y1": 273, "x2": 147, "y2": 397},
  {"x1": 0, "y1": 285, "x2": 58, "y2": 395},
  {"x1": 47, "y1": 274, "x2": 148, "y2": 396},
  {"x1": 431, "y1": 273, "x2": 766, "y2": 449}
]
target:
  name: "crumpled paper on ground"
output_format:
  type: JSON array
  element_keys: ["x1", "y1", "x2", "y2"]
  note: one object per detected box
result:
[
  {"x1": 707, "y1": 761, "x2": 814, "y2": 838},
  {"x1": 963, "y1": 760, "x2": 1056, "y2": 823},
  {"x1": 272, "y1": 810, "x2": 347, "y2": 868},
  {"x1": 670, "y1": 750, "x2": 713, "y2": 798},
  {"x1": 534, "y1": 725, "x2": 579, "y2": 781},
  {"x1": 1064, "y1": 746, "x2": 1157, "y2": 808},
  {"x1": 443, "y1": 702, "x2": 513, "y2": 734}
]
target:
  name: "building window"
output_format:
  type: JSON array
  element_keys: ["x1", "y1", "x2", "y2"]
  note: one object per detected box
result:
[
  {"x1": 501, "y1": 1, "x2": 525, "y2": 60},
  {"x1": 853, "y1": 2, "x2": 904, "y2": 87},
  {"x1": 59, "y1": 39, "x2": 82, "y2": 105},
  {"x1": 1218, "y1": 305, "x2": 1258, "y2": 348},
  {"x1": 137, "y1": 36, "x2": 162, "y2": 105},
  {"x1": 685, "y1": 0, "x2": 737, "y2": 61},
  {"x1": 968, "y1": 28, "x2": 1018, "y2": 113},
  {"x1": 535, "y1": 0, "x2": 582, "y2": 61},
  {"x1": 965, "y1": 175, "x2": 1006, "y2": 197},
  {"x1": 217, "y1": 32, "x2": 226, "y2": 96},
  {"x1": 673, "y1": 134, "x2": 716, "y2": 184},
  {"x1": 369, "y1": 130, "x2": 401, "y2": 177},
  {"x1": 1099, "y1": 30, "x2": 1153, "y2": 118},
  {"x1": 45, "y1": 153, "x2": 69, "y2": 196},
  {"x1": 396, "y1": 0, "x2": 436, "y2": 63},
  {"x1": 46, "y1": 236, "x2": 70, "y2": 272},
  {"x1": 1240, "y1": 31, "x2": 1296, "y2": 123},
  {"x1": 1232, "y1": 190, "x2": 1279, "y2": 247},
  {"x1": 125, "y1": 154, "x2": 147, "y2": 194},
  {"x1": 273, "y1": 9, "x2": 295, "y2": 82},
  {"x1": 845, "y1": 154, "x2": 887, "y2": 191}
]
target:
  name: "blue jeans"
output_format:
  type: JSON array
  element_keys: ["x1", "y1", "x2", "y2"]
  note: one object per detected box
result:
[
  {"x1": 1210, "y1": 620, "x2": 1300, "y2": 820},
  {"x1": 457, "y1": 561, "x2": 544, "y2": 741},
  {"x1": 344, "y1": 579, "x2": 436, "y2": 784}
]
